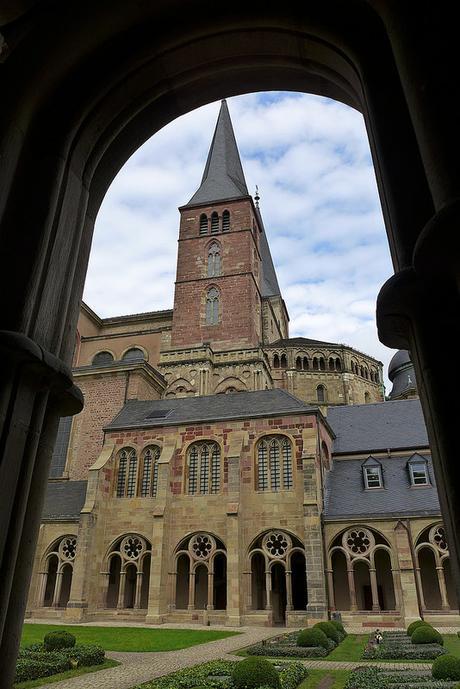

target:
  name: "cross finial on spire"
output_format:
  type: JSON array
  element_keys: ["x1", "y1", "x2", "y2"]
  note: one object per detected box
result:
[{"x1": 255, "y1": 185, "x2": 260, "y2": 208}]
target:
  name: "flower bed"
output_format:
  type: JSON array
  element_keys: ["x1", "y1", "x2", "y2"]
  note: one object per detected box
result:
[
  {"x1": 15, "y1": 643, "x2": 105, "y2": 683},
  {"x1": 245, "y1": 623, "x2": 346, "y2": 659},
  {"x1": 346, "y1": 666, "x2": 458, "y2": 689},
  {"x1": 135, "y1": 659, "x2": 308, "y2": 689},
  {"x1": 363, "y1": 631, "x2": 446, "y2": 660}
]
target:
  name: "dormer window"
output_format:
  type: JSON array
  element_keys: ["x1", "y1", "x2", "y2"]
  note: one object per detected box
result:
[
  {"x1": 364, "y1": 465, "x2": 382, "y2": 488},
  {"x1": 408, "y1": 455, "x2": 429, "y2": 486}
]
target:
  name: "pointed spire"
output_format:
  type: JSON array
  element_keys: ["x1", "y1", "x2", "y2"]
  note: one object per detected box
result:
[{"x1": 185, "y1": 100, "x2": 249, "y2": 207}]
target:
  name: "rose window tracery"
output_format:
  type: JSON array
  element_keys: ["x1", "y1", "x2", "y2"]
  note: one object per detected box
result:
[
  {"x1": 59, "y1": 537, "x2": 77, "y2": 561},
  {"x1": 430, "y1": 525, "x2": 448, "y2": 552},
  {"x1": 189, "y1": 533, "x2": 216, "y2": 560},
  {"x1": 342, "y1": 528, "x2": 374, "y2": 557},
  {"x1": 120, "y1": 535, "x2": 145, "y2": 560},
  {"x1": 262, "y1": 531, "x2": 291, "y2": 559}
]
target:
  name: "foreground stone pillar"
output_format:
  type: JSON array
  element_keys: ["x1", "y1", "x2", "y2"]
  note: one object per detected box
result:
[
  {"x1": 347, "y1": 567, "x2": 358, "y2": 611},
  {"x1": 393, "y1": 522, "x2": 421, "y2": 623},
  {"x1": 369, "y1": 568, "x2": 380, "y2": 611}
]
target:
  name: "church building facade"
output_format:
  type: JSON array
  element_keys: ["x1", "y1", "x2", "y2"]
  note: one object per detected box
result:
[{"x1": 26, "y1": 101, "x2": 459, "y2": 628}]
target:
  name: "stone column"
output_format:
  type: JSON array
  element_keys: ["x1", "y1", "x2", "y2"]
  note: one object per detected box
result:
[
  {"x1": 369, "y1": 567, "x2": 380, "y2": 611},
  {"x1": 52, "y1": 571, "x2": 63, "y2": 608},
  {"x1": 393, "y1": 521, "x2": 422, "y2": 623},
  {"x1": 134, "y1": 571, "x2": 143, "y2": 609},
  {"x1": 436, "y1": 565, "x2": 450, "y2": 610},
  {"x1": 244, "y1": 570, "x2": 252, "y2": 611},
  {"x1": 207, "y1": 568, "x2": 214, "y2": 610},
  {"x1": 117, "y1": 571, "x2": 126, "y2": 609},
  {"x1": 65, "y1": 511, "x2": 95, "y2": 622},
  {"x1": 169, "y1": 571, "x2": 177, "y2": 611},
  {"x1": 414, "y1": 566, "x2": 426, "y2": 611},
  {"x1": 285, "y1": 570, "x2": 293, "y2": 611},
  {"x1": 347, "y1": 567, "x2": 358, "y2": 611},
  {"x1": 326, "y1": 568, "x2": 335, "y2": 611},
  {"x1": 265, "y1": 569, "x2": 272, "y2": 610},
  {"x1": 37, "y1": 572, "x2": 48, "y2": 608},
  {"x1": 225, "y1": 439, "x2": 243, "y2": 626},
  {"x1": 188, "y1": 571, "x2": 195, "y2": 610}
]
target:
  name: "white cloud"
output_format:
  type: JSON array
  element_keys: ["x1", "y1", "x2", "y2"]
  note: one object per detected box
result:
[{"x1": 84, "y1": 92, "x2": 398, "y2": 389}]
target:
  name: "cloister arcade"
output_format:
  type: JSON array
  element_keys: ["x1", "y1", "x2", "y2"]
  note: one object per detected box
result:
[
  {"x1": 415, "y1": 524, "x2": 457, "y2": 612},
  {"x1": 248, "y1": 530, "x2": 307, "y2": 624},
  {"x1": 327, "y1": 527, "x2": 397, "y2": 612},
  {"x1": 104, "y1": 534, "x2": 151, "y2": 610},
  {"x1": 38, "y1": 535, "x2": 77, "y2": 608},
  {"x1": 173, "y1": 533, "x2": 227, "y2": 611}
]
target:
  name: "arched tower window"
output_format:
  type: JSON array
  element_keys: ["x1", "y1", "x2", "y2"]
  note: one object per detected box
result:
[
  {"x1": 280, "y1": 353, "x2": 287, "y2": 368},
  {"x1": 313, "y1": 357, "x2": 318, "y2": 370},
  {"x1": 295, "y1": 356, "x2": 302, "y2": 370},
  {"x1": 303, "y1": 357, "x2": 309, "y2": 370},
  {"x1": 199, "y1": 213, "x2": 208, "y2": 235},
  {"x1": 222, "y1": 210, "x2": 230, "y2": 232},
  {"x1": 140, "y1": 446, "x2": 161, "y2": 497},
  {"x1": 256, "y1": 435, "x2": 293, "y2": 491},
  {"x1": 335, "y1": 357, "x2": 342, "y2": 371},
  {"x1": 122, "y1": 347, "x2": 145, "y2": 361},
  {"x1": 207, "y1": 242, "x2": 221, "y2": 277},
  {"x1": 205, "y1": 287, "x2": 220, "y2": 325},
  {"x1": 328, "y1": 357, "x2": 335, "y2": 370},
  {"x1": 92, "y1": 351, "x2": 114, "y2": 366},
  {"x1": 317, "y1": 384, "x2": 326, "y2": 403},
  {"x1": 116, "y1": 447, "x2": 137, "y2": 497},
  {"x1": 273, "y1": 354, "x2": 280, "y2": 369},
  {"x1": 187, "y1": 441, "x2": 221, "y2": 495},
  {"x1": 211, "y1": 211, "x2": 219, "y2": 234},
  {"x1": 319, "y1": 357, "x2": 326, "y2": 370}
]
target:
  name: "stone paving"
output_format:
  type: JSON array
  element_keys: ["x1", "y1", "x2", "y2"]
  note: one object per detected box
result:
[{"x1": 26, "y1": 620, "x2": 459, "y2": 689}]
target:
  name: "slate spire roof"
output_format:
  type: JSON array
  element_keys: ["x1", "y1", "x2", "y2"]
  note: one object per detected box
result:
[{"x1": 185, "y1": 100, "x2": 249, "y2": 207}]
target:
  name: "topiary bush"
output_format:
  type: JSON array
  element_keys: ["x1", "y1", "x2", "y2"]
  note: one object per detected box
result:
[
  {"x1": 432, "y1": 654, "x2": 460, "y2": 680},
  {"x1": 66, "y1": 644, "x2": 105, "y2": 666},
  {"x1": 246, "y1": 643, "x2": 327, "y2": 658},
  {"x1": 297, "y1": 628, "x2": 329, "y2": 650},
  {"x1": 407, "y1": 619, "x2": 428, "y2": 636},
  {"x1": 330, "y1": 620, "x2": 347, "y2": 637},
  {"x1": 313, "y1": 621, "x2": 340, "y2": 644},
  {"x1": 43, "y1": 630, "x2": 76, "y2": 651},
  {"x1": 15, "y1": 656, "x2": 70, "y2": 683},
  {"x1": 411, "y1": 624, "x2": 443, "y2": 645},
  {"x1": 231, "y1": 657, "x2": 281, "y2": 689}
]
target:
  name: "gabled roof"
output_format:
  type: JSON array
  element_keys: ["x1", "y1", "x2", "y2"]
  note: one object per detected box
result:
[
  {"x1": 327, "y1": 399, "x2": 429, "y2": 454},
  {"x1": 184, "y1": 100, "x2": 249, "y2": 207},
  {"x1": 105, "y1": 389, "x2": 317, "y2": 430}
]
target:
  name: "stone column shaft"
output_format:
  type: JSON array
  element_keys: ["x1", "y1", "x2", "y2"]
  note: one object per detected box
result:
[
  {"x1": 347, "y1": 567, "x2": 357, "y2": 611},
  {"x1": 436, "y1": 565, "x2": 450, "y2": 610},
  {"x1": 265, "y1": 570, "x2": 272, "y2": 610},
  {"x1": 285, "y1": 570, "x2": 293, "y2": 611},
  {"x1": 134, "y1": 571, "x2": 143, "y2": 609},
  {"x1": 207, "y1": 570, "x2": 214, "y2": 610},
  {"x1": 326, "y1": 569, "x2": 335, "y2": 610},
  {"x1": 369, "y1": 568, "x2": 380, "y2": 611},
  {"x1": 52, "y1": 571, "x2": 63, "y2": 608},
  {"x1": 117, "y1": 571, "x2": 126, "y2": 609},
  {"x1": 188, "y1": 571, "x2": 195, "y2": 610}
]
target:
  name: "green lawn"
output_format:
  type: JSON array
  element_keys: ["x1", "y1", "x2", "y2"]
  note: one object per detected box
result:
[
  {"x1": 324, "y1": 634, "x2": 367, "y2": 661},
  {"x1": 444, "y1": 634, "x2": 460, "y2": 657},
  {"x1": 14, "y1": 659, "x2": 119, "y2": 689},
  {"x1": 21, "y1": 624, "x2": 239, "y2": 652},
  {"x1": 299, "y1": 669, "x2": 350, "y2": 689}
]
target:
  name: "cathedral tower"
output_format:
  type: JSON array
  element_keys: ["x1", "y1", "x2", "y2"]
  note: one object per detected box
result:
[{"x1": 170, "y1": 100, "x2": 273, "y2": 350}]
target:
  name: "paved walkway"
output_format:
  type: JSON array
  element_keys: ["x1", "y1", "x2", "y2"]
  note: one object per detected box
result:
[{"x1": 26, "y1": 620, "x2": 458, "y2": 689}]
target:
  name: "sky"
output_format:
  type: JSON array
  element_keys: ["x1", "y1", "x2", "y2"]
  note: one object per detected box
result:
[{"x1": 83, "y1": 91, "x2": 398, "y2": 392}]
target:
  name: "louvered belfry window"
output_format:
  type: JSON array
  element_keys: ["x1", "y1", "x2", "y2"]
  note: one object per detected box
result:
[
  {"x1": 199, "y1": 213, "x2": 208, "y2": 235},
  {"x1": 187, "y1": 441, "x2": 221, "y2": 494},
  {"x1": 222, "y1": 210, "x2": 230, "y2": 231},
  {"x1": 257, "y1": 436, "x2": 293, "y2": 491},
  {"x1": 211, "y1": 211, "x2": 219, "y2": 234}
]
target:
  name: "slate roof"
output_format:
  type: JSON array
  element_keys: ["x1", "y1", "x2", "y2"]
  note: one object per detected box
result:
[
  {"x1": 185, "y1": 100, "x2": 249, "y2": 207},
  {"x1": 42, "y1": 481, "x2": 87, "y2": 520},
  {"x1": 266, "y1": 336, "x2": 340, "y2": 348},
  {"x1": 324, "y1": 453, "x2": 440, "y2": 519},
  {"x1": 327, "y1": 399, "x2": 428, "y2": 454},
  {"x1": 257, "y1": 208, "x2": 281, "y2": 298},
  {"x1": 106, "y1": 389, "x2": 317, "y2": 430}
]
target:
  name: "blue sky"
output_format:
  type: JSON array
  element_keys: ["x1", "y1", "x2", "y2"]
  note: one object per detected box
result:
[{"x1": 84, "y1": 91, "x2": 398, "y2": 390}]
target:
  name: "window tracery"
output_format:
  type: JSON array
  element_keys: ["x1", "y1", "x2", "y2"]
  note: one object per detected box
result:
[
  {"x1": 207, "y1": 243, "x2": 221, "y2": 277},
  {"x1": 205, "y1": 287, "x2": 219, "y2": 325},
  {"x1": 256, "y1": 435, "x2": 293, "y2": 492},
  {"x1": 187, "y1": 441, "x2": 221, "y2": 494},
  {"x1": 116, "y1": 446, "x2": 161, "y2": 498}
]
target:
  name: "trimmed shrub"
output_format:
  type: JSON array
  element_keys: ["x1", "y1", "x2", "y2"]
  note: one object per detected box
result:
[
  {"x1": 412, "y1": 625, "x2": 443, "y2": 645},
  {"x1": 297, "y1": 628, "x2": 329, "y2": 650},
  {"x1": 278, "y1": 663, "x2": 308, "y2": 689},
  {"x1": 43, "y1": 630, "x2": 76, "y2": 651},
  {"x1": 15, "y1": 656, "x2": 70, "y2": 683},
  {"x1": 246, "y1": 643, "x2": 327, "y2": 658},
  {"x1": 407, "y1": 619, "x2": 428, "y2": 636},
  {"x1": 231, "y1": 657, "x2": 281, "y2": 689},
  {"x1": 330, "y1": 619, "x2": 347, "y2": 636},
  {"x1": 66, "y1": 644, "x2": 105, "y2": 666},
  {"x1": 432, "y1": 654, "x2": 460, "y2": 680},
  {"x1": 313, "y1": 621, "x2": 340, "y2": 644}
]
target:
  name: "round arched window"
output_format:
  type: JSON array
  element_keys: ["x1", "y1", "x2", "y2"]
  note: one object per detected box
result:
[
  {"x1": 92, "y1": 351, "x2": 114, "y2": 366},
  {"x1": 122, "y1": 347, "x2": 145, "y2": 361}
]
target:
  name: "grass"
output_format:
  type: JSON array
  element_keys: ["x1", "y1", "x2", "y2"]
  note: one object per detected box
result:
[
  {"x1": 13, "y1": 658, "x2": 119, "y2": 688},
  {"x1": 443, "y1": 634, "x2": 460, "y2": 657},
  {"x1": 21, "y1": 624, "x2": 239, "y2": 652},
  {"x1": 298, "y1": 669, "x2": 350, "y2": 688},
  {"x1": 325, "y1": 634, "x2": 367, "y2": 661}
]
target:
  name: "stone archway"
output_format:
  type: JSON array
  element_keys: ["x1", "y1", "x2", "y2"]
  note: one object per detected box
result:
[{"x1": 0, "y1": 3, "x2": 459, "y2": 682}]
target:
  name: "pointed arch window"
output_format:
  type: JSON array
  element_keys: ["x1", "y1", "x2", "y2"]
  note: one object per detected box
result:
[
  {"x1": 256, "y1": 435, "x2": 293, "y2": 492},
  {"x1": 222, "y1": 210, "x2": 230, "y2": 232},
  {"x1": 211, "y1": 212, "x2": 219, "y2": 234},
  {"x1": 199, "y1": 214, "x2": 208, "y2": 235},
  {"x1": 273, "y1": 354, "x2": 280, "y2": 368},
  {"x1": 280, "y1": 353, "x2": 287, "y2": 368},
  {"x1": 207, "y1": 243, "x2": 221, "y2": 277},
  {"x1": 116, "y1": 448, "x2": 137, "y2": 497},
  {"x1": 187, "y1": 441, "x2": 221, "y2": 495},
  {"x1": 140, "y1": 446, "x2": 161, "y2": 497},
  {"x1": 206, "y1": 287, "x2": 220, "y2": 325}
]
